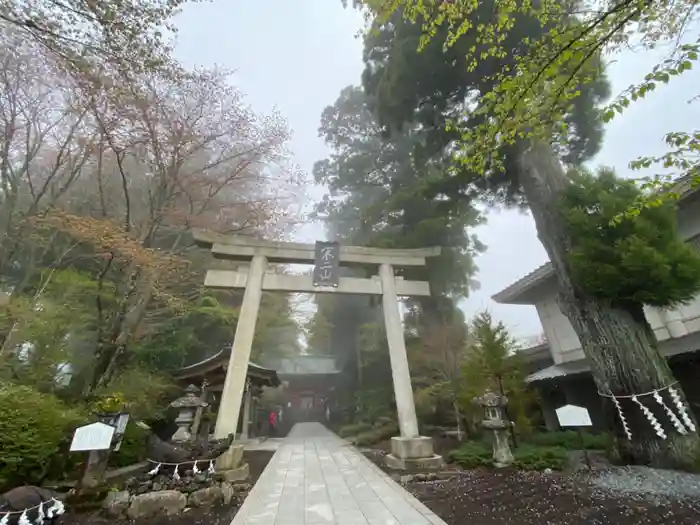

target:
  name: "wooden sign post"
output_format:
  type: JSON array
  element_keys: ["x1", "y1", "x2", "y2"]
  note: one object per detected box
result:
[
  {"x1": 70, "y1": 422, "x2": 117, "y2": 489},
  {"x1": 555, "y1": 404, "x2": 593, "y2": 468}
]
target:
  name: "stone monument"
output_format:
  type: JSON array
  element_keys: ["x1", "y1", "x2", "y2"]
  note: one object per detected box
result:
[{"x1": 474, "y1": 389, "x2": 514, "y2": 468}]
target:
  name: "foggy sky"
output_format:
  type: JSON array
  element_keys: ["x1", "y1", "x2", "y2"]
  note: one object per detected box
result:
[{"x1": 174, "y1": 1, "x2": 699, "y2": 341}]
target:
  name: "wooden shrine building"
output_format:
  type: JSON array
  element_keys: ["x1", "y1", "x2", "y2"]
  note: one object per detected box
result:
[
  {"x1": 270, "y1": 356, "x2": 341, "y2": 430},
  {"x1": 174, "y1": 348, "x2": 280, "y2": 439}
]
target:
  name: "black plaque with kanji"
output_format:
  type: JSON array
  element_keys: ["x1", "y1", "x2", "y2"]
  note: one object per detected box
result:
[{"x1": 313, "y1": 241, "x2": 340, "y2": 287}]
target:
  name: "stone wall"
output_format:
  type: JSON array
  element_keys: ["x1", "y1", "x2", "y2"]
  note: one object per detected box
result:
[{"x1": 103, "y1": 470, "x2": 251, "y2": 520}]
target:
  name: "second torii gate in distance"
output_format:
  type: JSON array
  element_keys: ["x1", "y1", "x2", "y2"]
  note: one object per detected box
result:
[{"x1": 193, "y1": 229, "x2": 444, "y2": 470}]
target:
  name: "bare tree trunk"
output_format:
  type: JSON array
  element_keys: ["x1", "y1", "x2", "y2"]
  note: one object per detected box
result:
[
  {"x1": 96, "y1": 277, "x2": 157, "y2": 390},
  {"x1": 517, "y1": 141, "x2": 699, "y2": 468}
]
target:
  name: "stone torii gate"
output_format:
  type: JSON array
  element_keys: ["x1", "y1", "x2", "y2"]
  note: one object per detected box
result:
[{"x1": 194, "y1": 230, "x2": 444, "y2": 470}]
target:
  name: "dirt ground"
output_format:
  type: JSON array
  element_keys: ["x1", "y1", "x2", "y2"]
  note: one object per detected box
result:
[
  {"x1": 406, "y1": 468, "x2": 700, "y2": 525},
  {"x1": 363, "y1": 443, "x2": 700, "y2": 525},
  {"x1": 64, "y1": 450, "x2": 274, "y2": 525},
  {"x1": 363, "y1": 437, "x2": 700, "y2": 525}
]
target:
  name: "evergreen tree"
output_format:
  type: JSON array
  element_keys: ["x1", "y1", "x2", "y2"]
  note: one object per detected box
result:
[
  {"x1": 561, "y1": 166, "x2": 700, "y2": 318},
  {"x1": 310, "y1": 84, "x2": 483, "y2": 421},
  {"x1": 355, "y1": 4, "x2": 700, "y2": 466},
  {"x1": 314, "y1": 85, "x2": 483, "y2": 317},
  {"x1": 460, "y1": 312, "x2": 534, "y2": 435}
]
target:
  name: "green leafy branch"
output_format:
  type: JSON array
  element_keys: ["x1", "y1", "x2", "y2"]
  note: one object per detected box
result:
[
  {"x1": 363, "y1": 0, "x2": 700, "y2": 202},
  {"x1": 618, "y1": 130, "x2": 700, "y2": 218},
  {"x1": 603, "y1": 42, "x2": 699, "y2": 122}
]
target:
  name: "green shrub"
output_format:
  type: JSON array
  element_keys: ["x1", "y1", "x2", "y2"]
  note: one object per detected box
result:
[
  {"x1": 448, "y1": 441, "x2": 570, "y2": 471},
  {"x1": 353, "y1": 421, "x2": 398, "y2": 447},
  {"x1": 527, "y1": 430, "x2": 609, "y2": 451},
  {"x1": 514, "y1": 445, "x2": 569, "y2": 471},
  {"x1": 0, "y1": 384, "x2": 87, "y2": 490},
  {"x1": 108, "y1": 422, "x2": 149, "y2": 468},
  {"x1": 338, "y1": 423, "x2": 373, "y2": 438},
  {"x1": 447, "y1": 441, "x2": 492, "y2": 469}
]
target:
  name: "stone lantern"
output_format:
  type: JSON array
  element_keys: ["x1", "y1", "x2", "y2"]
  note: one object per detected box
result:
[
  {"x1": 474, "y1": 389, "x2": 514, "y2": 468},
  {"x1": 170, "y1": 384, "x2": 209, "y2": 442}
]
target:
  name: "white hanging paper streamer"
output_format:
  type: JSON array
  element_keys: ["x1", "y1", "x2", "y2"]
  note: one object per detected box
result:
[
  {"x1": 653, "y1": 391, "x2": 687, "y2": 435},
  {"x1": 46, "y1": 498, "x2": 65, "y2": 519},
  {"x1": 147, "y1": 458, "x2": 217, "y2": 477},
  {"x1": 0, "y1": 495, "x2": 65, "y2": 524},
  {"x1": 36, "y1": 503, "x2": 45, "y2": 525},
  {"x1": 633, "y1": 395, "x2": 666, "y2": 439},
  {"x1": 669, "y1": 387, "x2": 697, "y2": 432},
  {"x1": 612, "y1": 395, "x2": 632, "y2": 441},
  {"x1": 18, "y1": 510, "x2": 31, "y2": 525}
]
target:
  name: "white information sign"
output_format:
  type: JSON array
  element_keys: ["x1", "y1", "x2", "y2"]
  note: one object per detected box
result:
[
  {"x1": 70, "y1": 422, "x2": 115, "y2": 452},
  {"x1": 556, "y1": 404, "x2": 593, "y2": 428}
]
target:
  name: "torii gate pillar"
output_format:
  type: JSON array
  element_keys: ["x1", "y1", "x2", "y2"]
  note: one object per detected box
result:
[
  {"x1": 379, "y1": 263, "x2": 419, "y2": 438},
  {"x1": 194, "y1": 230, "x2": 445, "y2": 471}
]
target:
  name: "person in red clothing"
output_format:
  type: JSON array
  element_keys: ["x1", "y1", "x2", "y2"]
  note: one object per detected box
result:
[{"x1": 268, "y1": 410, "x2": 277, "y2": 437}]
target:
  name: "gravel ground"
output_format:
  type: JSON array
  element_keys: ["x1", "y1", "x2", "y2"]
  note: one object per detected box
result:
[
  {"x1": 404, "y1": 468, "x2": 700, "y2": 525},
  {"x1": 590, "y1": 466, "x2": 700, "y2": 504},
  {"x1": 361, "y1": 445, "x2": 700, "y2": 525}
]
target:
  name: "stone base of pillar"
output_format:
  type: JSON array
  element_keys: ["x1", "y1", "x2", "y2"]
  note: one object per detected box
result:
[
  {"x1": 385, "y1": 454, "x2": 444, "y2": 470},
  {"x1": 218, "y1": 462, "x2": 250, "y2": 483},
  {"x1": 215, "y1": 443, "x2": 245, "y2": 471},
  {"x1": 384, "y1": 436, "x2": 444, "y2": 470}
]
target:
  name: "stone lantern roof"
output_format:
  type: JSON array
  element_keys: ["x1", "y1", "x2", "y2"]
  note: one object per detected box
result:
[
  {"x1": 169, "y1": 384, "x2": 209, "y2": 409},
  {"x1": 474, "y1": 389, "x2": 508, "y2": 408}
]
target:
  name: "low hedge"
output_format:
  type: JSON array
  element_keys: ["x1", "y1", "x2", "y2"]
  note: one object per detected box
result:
[
  {"x1": 448, "y1": 440, "x2": 570, "y2": 471},
  {"x1": 447, "y1": 441, "x2": 492, "y2": 469},
  {"x1": 353, "y1": 421, "x2": 399, "y2": 447},
  {"x1": 338, "y1": 423, "x2": 373, "y2": 438},
  {"x1": 0, "y1": 384, "x2": 87, "y2": 490},
  {"x1": 527, "y1": 430, "x2": 609, "y2": 451},
  {"x1": 513, "y1": 445, "x2": 569, "y2": 471}
]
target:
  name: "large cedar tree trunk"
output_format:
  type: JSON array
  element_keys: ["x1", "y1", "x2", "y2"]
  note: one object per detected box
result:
[{"x1": 517, "y1": 141, "x2": 699, "y2": 468}]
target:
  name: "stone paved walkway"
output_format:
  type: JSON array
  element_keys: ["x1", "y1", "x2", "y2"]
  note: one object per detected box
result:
[{"x1": 232, "y1": 422, "x2": 447, "y2": 525}]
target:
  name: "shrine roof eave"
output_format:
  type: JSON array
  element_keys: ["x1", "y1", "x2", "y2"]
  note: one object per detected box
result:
[
  {"x1": 491, "y1": 262, "x2": 555, "y2": 305},
  {"x1": 174, "y1": 350, "x2": 280, "y2": 388},
  {"x1": 279, "y1": 371, "x2": 341, "y2": 379}
]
